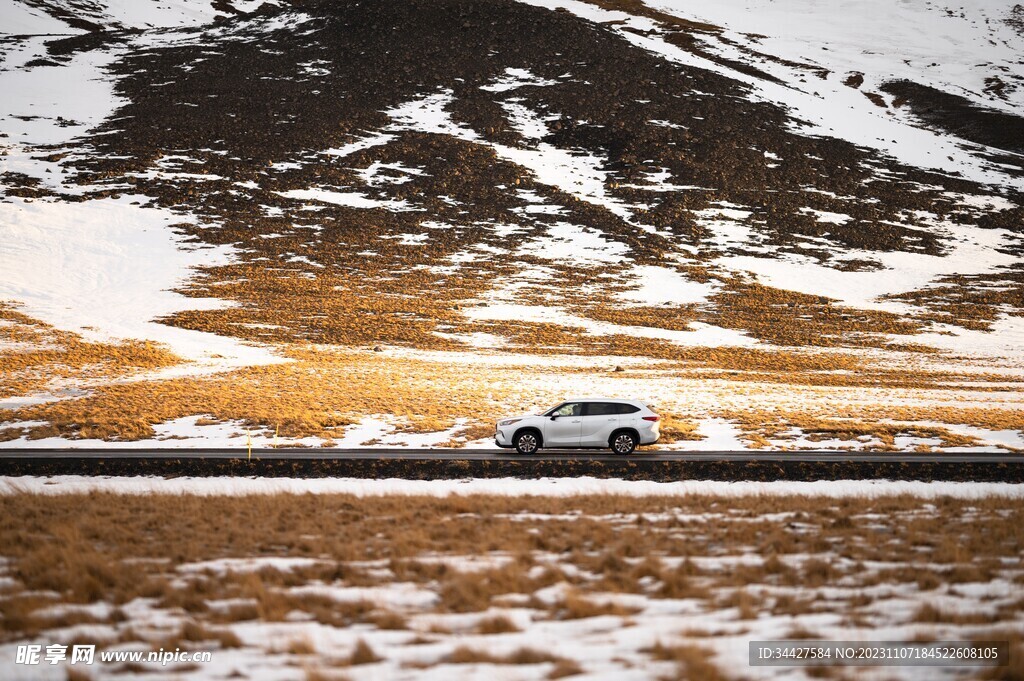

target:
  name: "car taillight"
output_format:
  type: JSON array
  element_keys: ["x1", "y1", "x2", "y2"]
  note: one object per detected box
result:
[{"x1": 642, "y1": 415, "x2": 659, "y2": 422}]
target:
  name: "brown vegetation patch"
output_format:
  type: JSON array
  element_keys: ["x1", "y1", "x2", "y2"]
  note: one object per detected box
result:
[
  {"x1": 885, "y1": 269, "x2": 1024, "y2": 332},
  {"x1": 721, "y1": 407, "x2": 1023, "y2": 450},
  {"x1": 644, "y1": 641, "x2": 730, "y2": 681},
  {"x1": 445, "y1": 645, "x2": 564, "y2": 665},
  {"x1": 436, "y1": 560, "x2": 562, "y2": 613},
  {"x1": 550, "y1": 590, "x2": 641, "y2": 620},
  {"x1": 0, "y1": 303, "x2": 180, "y2": 402},
  {"x1": 547, "y1": 658, "x2": 585, "y2": 678},
  {"x1": 475, "y1": 614, "x2": 521, "y2": 634},
  {"x1": 348, "y1": 639, "x2": 382, "y2": 666},
  {"x1": 582, "y1": 304, "x2": 700, "y2": 332},
  {"x1": 707, "y1": 280, "x2": 924, "y2": 349},
  {"x1": 369, "y1": 610, "x2": 408, "y2": 630},
  {"x1": 912, "y1": 603, "x2": 997, "y2": 625}
]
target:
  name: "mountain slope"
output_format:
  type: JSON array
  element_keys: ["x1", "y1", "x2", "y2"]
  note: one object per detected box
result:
[{"x1": 1, "y1": 0, "x2": 1022, "y2": 450}]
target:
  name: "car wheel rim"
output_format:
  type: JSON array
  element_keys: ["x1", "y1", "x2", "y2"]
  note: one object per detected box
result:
[
  {"x1": 519, "y1": 435, "x2": 537, "y2": 453},
  {"x1": 614, "y1": 435, "x2": 633, "y2": 453}
]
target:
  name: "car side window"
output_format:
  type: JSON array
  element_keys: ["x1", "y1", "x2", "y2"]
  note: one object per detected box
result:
[
  {"x1": 553, "y1": 403, "x2": 581, "y2": 417},
  {"x1": 616, "y1": 404, "x2": 641, "y2": 414},
  {"x1": 585, "y1": 402, "x2": 617, "y2": 416}
]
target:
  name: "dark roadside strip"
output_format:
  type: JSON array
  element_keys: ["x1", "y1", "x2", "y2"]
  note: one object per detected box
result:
[{"x1": 0, "y1": 449, "x2": 1021, "y2": 482}]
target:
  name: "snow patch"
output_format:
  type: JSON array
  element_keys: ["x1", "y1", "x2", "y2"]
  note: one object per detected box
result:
[
  {"x1": 465, "y1": 303, "x2": 758, "y2": 347},
  {"x1": 385, "y1": 89, "x2": 670, "y2": 238},
  {"x1": 520, "y1": 0, "x2": 1024, "y2": 190},
  {"x1": 2, "y1": 476, "x2": 1021, "y2": 499},
  {"x1": 480, "y1": 67, "x2": 559, "y2": 93},
  {"x1": 517, "y1": 222, "x2": 629, "y2": 266},
  {"x1": 277, "y1": 188, "x2": 419, "y2": 211},
  {"x1": 0, "y1": 196, "x2": 280, "y2": 367},
  {"x1": 618, "y1": 265, "x2": 715, "y2": 306},
  {"x1": 718, "y1": 224, "x2": 1019, "y2": 313}
]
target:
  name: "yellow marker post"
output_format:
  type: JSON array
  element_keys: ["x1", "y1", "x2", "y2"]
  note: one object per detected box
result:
[
  {"x1": 246, "y1": 429, "x2": 252, "y2": 461},
  {"x1": 274, "y1": 424, "x2": 279, "y2": 449}
]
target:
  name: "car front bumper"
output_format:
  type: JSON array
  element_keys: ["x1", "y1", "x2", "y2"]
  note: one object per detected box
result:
[{"x1": 495, "y1": 428, "x2": 513, "y2": 447}]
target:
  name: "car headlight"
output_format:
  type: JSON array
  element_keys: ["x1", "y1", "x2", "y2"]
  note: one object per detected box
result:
[{"x1": 498, "y1": 418, "x2": 522, "y2": 427}]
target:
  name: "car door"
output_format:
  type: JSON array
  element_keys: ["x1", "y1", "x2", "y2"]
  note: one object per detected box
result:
[
  {"x1": 616, "y1": 402, "x2": 640, "y2": 428},
  {"x1": 580, "y1": 402, "x2": 619, "y2": 446},
  {"x1": 543, "y1": 402, "x2": 583, "y2": 447}
]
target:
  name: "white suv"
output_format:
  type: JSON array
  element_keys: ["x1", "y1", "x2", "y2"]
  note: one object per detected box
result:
[{"x1": 495, "y1": 398, "x2": 660, "y2": 455}]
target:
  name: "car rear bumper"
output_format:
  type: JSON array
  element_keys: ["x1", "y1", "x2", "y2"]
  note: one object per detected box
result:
[{"x1": 639, "y1": 426, "x2": 659, "y2": 445}]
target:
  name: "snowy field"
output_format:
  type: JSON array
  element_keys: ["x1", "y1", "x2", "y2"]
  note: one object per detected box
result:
[
  {"x1": 2, "y1": 475, "x2": 1024, "y2": 499},
  {"x1": 0, "y1": 487, "x2": 1021, "y2": 680}
]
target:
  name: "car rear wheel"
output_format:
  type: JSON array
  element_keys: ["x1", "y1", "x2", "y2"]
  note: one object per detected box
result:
[
  {"x1": 610, "y1": 431, "x2": 638, "y2": 455},
  {"x1": 514, "y1": 430, "x2": 540, "y2": 455}
]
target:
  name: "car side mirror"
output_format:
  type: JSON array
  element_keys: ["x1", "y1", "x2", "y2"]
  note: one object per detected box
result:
[{"x1": 550, "y1": 414, "x2": 559, "y2": 420}]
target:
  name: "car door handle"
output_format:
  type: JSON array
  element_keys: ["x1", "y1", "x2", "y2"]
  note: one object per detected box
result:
[
  {"x1": 607, "y1": 418, "x2": 617, "y2": 421},
  {"x1": 570, "y1": 419, "x2": 581, "y2": 423}
]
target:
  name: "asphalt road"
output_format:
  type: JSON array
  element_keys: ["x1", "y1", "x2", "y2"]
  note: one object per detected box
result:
[{"x1": 0, "y1": 448, "x2": 1019, "y2": 464}]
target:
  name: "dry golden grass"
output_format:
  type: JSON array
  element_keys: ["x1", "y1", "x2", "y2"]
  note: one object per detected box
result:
[
  {"x1": 167, "y1": 257, "x2": 489, "y2": 350},
  {"x1": 2, "y1": 348, "x2": 503, "y2": 441},
  {"x1": 348, "y1": 639, "x2": 381, "y2": 666},
  {"x1": 436, "y1": 422, "x2": 496, "y2": 447},
  {"x1": 436, "y1": 560, "x2": 562, "y2": 613},
  {"x1": 888, "y1": 271, "x2": 1024, "y2": 332},
  {"x1": 784, "y1": 625, "x2": 822, "y2": 640},
  {"x1": 547, "y1": 658, "x2": 585, "y2": 678},
  {"x1": 304, "y1": 669, "x2": 352, "y2": 681},
  {"x1": 0, "y1": 491, "x2": 1019, "y2": 679},
  {"x1": 552, "y1": 590, "x2": 641, "y2": 620},
  {"x1": 655, "y1": 413, "x2": 703, "y2": 444},
  {"x1": 178, "y1": 621, "x2": 243, "y2": 649},
  {"x1": 721, "y1": 406, "x2": 1024, "y2": 450},
  {"x1": 369, "y1": 610, "x2": 408, "y2": 630},
  {"x1": 707, "y1": 279, "x2": 925, "y2": 349},
  {"x1": 65, "y1": 669, "x2": 94, "y2": 681},
  {"x1": 475, "y1": 614, "x2": 521, "y2": 634},
  {"x1": 4, "y1": 343, "x2": 1015, "y2": 444},
  {"x1": 521, "y1": 332, "x2": 901, "y2": 373},
  {"x1": 771, "y1": 593, "x2": 818, "y2": 617},
  {"x1": 11, "y1": 525, "x2": 142, "y2": 604},
  {"x1": 644, "y1": 641, "x2": 731, "y2": 681},
  {"x1": 717, "y1": 589, "x2": 759, "y2": 620},
  {"x1": 0, "y1": 302, "x2": 180, "y2": 402},
  {"x1": 282, "y1": 636, "x2": 317, "y2": 655},
  {"x1": 582, "y1": 304, "x2": 699, "y2": 331},
  {"x1": 0, "y1": 495, "x2": 1018, "y2": 578},
  {"x1": 445, "y1": 645, "x2": 563, "y2": 665},
  {"x1": 661, "y1": 346, "x2": 865, "y2": 373},
  {"x1": 912, "y1": 603, "x2": 997, "y2": 626},
  {"x1": 2, "y1": 295, "x2": 1018, "y2": 444}
]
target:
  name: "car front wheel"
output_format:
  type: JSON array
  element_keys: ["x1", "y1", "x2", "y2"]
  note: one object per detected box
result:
[
  {"x1": 610, "y1": 431, "x2": 638, "y2": 455},
  {"x1": 513, "y1": 430, "x2": 541, "y2": 455}
]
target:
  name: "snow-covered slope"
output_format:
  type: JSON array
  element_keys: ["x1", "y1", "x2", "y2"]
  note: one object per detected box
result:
[
  {"x1": 647, "y1": 0, "x2": 1024, "y2": 113},
  {"x1": 3, "y1": 0, "x2": 284, "y2": 33},
  {"x1": 643, "y1": 0, "x2": 1024, "y2": 178}
]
